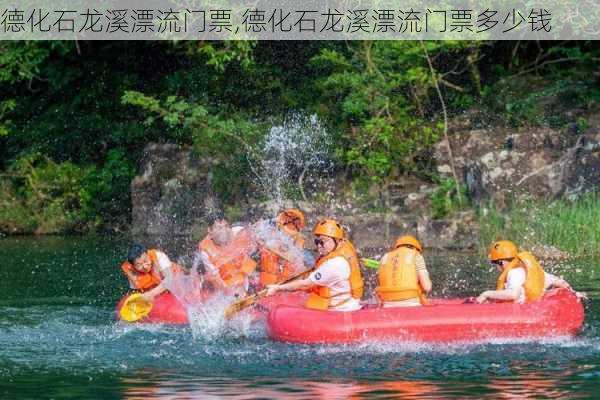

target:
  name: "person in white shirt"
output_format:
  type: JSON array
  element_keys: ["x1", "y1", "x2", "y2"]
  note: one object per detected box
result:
[
  {"x1": 265, "y1": 219, "x2": 363, "y2": 312},
  {"x1": 477, "y1": 240, "x2": 581, "y2": 304}
]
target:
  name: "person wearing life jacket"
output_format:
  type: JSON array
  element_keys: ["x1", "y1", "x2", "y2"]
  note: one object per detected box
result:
[
  {"x1": 375, "y1": 235, "x2": 432, "y2": 307},
  {"x1": 258, "y1": 209, "x2": 306, "y2": 287},
  {"x1": 121, "y1": 244, "x2": 181, "y2": 302},
  {"x1": 265, "y1": 219, "x2": 364, "y2": 312},
  {"x1": 476, "y1": 240, "x2": 578, "y2": 304},
  {"x1": 197, "y1": 212, "x2": 258, "y2": 297}
]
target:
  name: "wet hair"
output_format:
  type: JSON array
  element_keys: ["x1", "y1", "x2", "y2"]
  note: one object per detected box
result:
[
  {"x1": 127, "y1": 243, "x2": 147, "y2": 264},
  {"x1": 206, "y1": 209, "x2": 225, "y2": 226}
]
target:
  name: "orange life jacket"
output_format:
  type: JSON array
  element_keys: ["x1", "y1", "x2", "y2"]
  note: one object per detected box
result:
[
  {"x1": 121, "y1": 249, "x2": 162, "y2": 292},
  {"x1": 375, "y1": 246, "x2": 428, "y2": 305},
  {"x1": 259, "y1": 233, "x2": 304, "y2": 285},
  {"x1": 305, "y1": 240, "x2": 364, "y2": 310},
  {"x1": 496, "y1": 251, "x2": 545, "y2": 302},
  {"x1": 198, "y1": 228, "x2": 257, "y2": 287}
]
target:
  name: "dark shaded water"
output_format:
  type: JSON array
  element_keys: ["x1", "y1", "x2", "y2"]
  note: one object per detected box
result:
[{"x1": 1, "y1": 236, "x2": 599, "y2": 399}]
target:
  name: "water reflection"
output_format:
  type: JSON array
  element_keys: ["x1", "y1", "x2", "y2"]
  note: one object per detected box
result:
[
  {"x1": 487, "y1": 372, "x2": 570, "y2": 399},
  {"x1": 119, "y1": 372, "x2": 594, "y2": 399},
  {"x1": 119, "y1": 373, "x2": 444, "y2": 400}
]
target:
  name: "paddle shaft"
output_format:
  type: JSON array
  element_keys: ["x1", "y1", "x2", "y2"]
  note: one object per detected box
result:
[{"x1": 225, "y1": 267, "x2": 315, "y2": 318}]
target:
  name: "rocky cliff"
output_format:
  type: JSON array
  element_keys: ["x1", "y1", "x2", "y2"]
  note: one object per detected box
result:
[
  {"x1": 434, "y1": 111, "x2": 600, "y2": 205},
  {"x1": 130, "y1": 110, "x2": 599, "y2": 251},
  {"x1": 130, "y1": 143, "x2": 219, "y2": 238}
]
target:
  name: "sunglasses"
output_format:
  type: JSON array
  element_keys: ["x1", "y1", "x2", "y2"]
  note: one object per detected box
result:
[
  {"x1": 490, "y1": 259, "x2": 504, "y2": 266},
  {"x1": 314, "y1": 238, "x2": 326, "y2": 247}
]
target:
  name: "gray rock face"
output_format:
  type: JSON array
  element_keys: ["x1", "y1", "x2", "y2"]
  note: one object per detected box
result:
[
  {"x1": 417, "y1": 211, "x2": 479, "y2": 250},
  {"x1": 545, "y1": 134, "x2": 600, "y2": 199},
  {"x1": 244, "y1": 202, "x2": 478, "y2": 252},
  {"x1": 131, "y1": 143, "x2": 218, "y2": 237},
  {"x1": 463, "y1": 132, "x2": 599, "y2": 203},
  {"x1": 435, "y1": 121, "x2": 600, "y2": 202}
]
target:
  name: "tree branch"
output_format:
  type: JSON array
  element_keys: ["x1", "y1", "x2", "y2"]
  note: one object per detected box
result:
[
  {"x1": 439, "y1": 78, "x2": 465, "y2": 92},
  {"x1": 420, "y1": 40, "x2": 463, "y2": 205},
  {"x1": 509, "y1": 57, "x2": 598, "y2": 78}
]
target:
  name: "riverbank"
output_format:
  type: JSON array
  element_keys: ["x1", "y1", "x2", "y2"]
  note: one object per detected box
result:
[
  {"x1": 478, "y1": 192, "x2": 600, "y2": 258},
  {"x1": 2, "y1": 192, "x2": 598, "y2": 261}
]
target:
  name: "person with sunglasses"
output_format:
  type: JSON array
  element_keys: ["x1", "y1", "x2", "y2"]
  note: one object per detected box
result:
[
  {"x1": 375, "y1": 235, "x2": 432, "y2": 307},
  {"x1": 266, "y1": 219, "x2": 364, "y2": 312},
  {"x1": 476, "y1": 240, "x2": 578, "y2": 304},
  {"x1": 258, "y1": 209, "x2": 306, "y2": 287}
]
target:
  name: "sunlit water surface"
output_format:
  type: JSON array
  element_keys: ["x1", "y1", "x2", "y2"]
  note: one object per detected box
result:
[{"x1": 1, "y1": 236, "x2": 599, "y2": 399}]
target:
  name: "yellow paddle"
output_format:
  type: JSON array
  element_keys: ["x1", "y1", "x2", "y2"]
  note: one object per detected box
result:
[
  {"x1": 224, "y1": 267, "x2": 315, "y2": 319},
  {"x1": 119, "y1": 293, "x2": 153, "y2": 322}
]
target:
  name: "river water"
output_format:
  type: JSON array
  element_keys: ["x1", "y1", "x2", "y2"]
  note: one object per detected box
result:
[{"x1": 1, "y1": 236, "x2": 599, "y2": 399}]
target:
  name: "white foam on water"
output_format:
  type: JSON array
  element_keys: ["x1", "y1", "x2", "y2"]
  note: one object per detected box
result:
[{"x1": 285, "y1": 333, "x2": 600, "y2": 357}]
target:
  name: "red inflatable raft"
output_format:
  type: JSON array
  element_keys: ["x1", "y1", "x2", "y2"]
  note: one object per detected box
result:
[
  {"x1": 115, "y1": 291, "x2": 306, "y2": 324},
  {"x1": 267, "y1": 289, "x2": 585, "y2": 344}
]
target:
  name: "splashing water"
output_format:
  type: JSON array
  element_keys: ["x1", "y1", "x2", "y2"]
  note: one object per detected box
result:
[
  {"x1": 256, "y1": 114, "x2": 332, "y2": 209},
  {"x1": 161, "y1": 267, "x2": 251, "y2": 341},
  {"x1": 250, "y1": 219, "x2": 309, "y2": 274},
  {"x1": 143, "y1": 115, "x2": 331, "y2": 339},
  {"x1": 156, "y1": 219, "x2": 313, "y2": 340},
  {"x1": 154, "y1": 256, "x2": 227, "y2": 340}
]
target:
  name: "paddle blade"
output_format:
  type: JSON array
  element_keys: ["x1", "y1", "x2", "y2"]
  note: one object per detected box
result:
[
  {"x1": 224, "y1": 289, "x2": 267, "y2": 319},
  {"x1": 362, "y1": 258, "x2": 380, "y2": 269},
  {"x1": 120, "y1": 293, "x2": 153, "y2": 322},
  {"x1": 224, "y1": 297, "x2": 255, "y2": 319}
]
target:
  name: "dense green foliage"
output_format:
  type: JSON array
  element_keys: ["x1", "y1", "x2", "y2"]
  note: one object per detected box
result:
[
  {"x1": 428, "y1": 178, "x2": 468, "y2": 219},
  {"x1": 0, "y1": 40, "x2": 598, "y2": 233},
  {"x1": 478, "y1": 192, "x2": 600, "y2": 257}
]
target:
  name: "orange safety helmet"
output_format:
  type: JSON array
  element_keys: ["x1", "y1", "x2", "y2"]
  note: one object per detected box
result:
[
  {"x1": 276, "y1": 209, "x2": 305, "y2": 231},
  {"x1": 394, "y1": 235, "x2": 423, "y2": 253},
  {"x1": 313, "y1": 219, "x2": 345, "y2": 239},
  {"x1": 488, "y1": 240, "x2": 518, "y2": 261}
]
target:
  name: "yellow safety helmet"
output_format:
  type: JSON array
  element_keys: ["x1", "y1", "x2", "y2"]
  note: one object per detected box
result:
[
  {"x1": 313, "y1": 219, "x2": 345, "y2": 239},
  {"x1": 276, "y1": 209, "x2": 305, "y2": 231},
  {"x1": 394, "y1": 235, "x2": 423, "y2": 253},
  {"x1": 488, "y1": 240, "x2": 518, "y2": 261}
]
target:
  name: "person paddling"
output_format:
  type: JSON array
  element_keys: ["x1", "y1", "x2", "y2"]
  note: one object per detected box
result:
[
  {"x1": 476, "y1": 240, "x2": 582, "y2": 304},
  {"x1": 197, "y1": 212, "x2": 258, "y2": 297},
  {"x1": 121, "y1": 244, "x2": 181, "y2": 302},
  {"x1": 258, "y1": 209, "x2": 306, "y2": 287},
  {"x1": 375, "y1": 235, "x2": 432, "y2": 307},
  {"x1": 266, "y1": 219, "x2": 364, "y2": 312}
]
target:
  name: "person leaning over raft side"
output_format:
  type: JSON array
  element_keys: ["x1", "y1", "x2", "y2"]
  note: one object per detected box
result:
[
  {"x1": 258, "y1": 209, "x2": 306, "y2": 287},
  {"x1": 121, "y1": 244, "x2": 181, "y2": 302},
  {"x1": 197, "y1": 212, "x2": 258, "y2": 297},
  {"x1": 375, "y1": 235, "x2": 432, "y2": 307},
  {"x1": 265, "y1": 219, "x2": 364, "y2": 312},
  {"x1": 476, "y1": 240, "x2": 582, "y2": 304}
]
